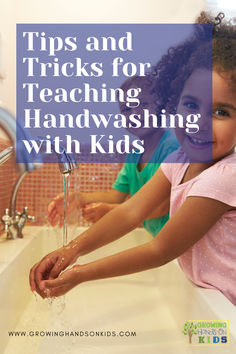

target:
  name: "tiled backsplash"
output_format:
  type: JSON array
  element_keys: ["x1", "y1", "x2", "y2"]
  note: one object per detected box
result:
[
  {"x1": 0, "y1": 139, "x2": 122, "y2": 234},
  {"x1": 0, "y1": 140, "x2": 17, "y2": 233}
]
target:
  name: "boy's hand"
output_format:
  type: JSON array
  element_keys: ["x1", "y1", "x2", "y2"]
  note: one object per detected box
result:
[
  {"x1": 82, "y1": 203, "x2": 115, "y2": 223},
  {"x1": 48, "y1": 192, "x2": 80, "y2": 227},
  {"x1": 29, "y1": 245, "x2": 78, "y2": 298}
]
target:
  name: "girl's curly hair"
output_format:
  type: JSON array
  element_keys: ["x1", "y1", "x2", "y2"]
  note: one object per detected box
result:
[{"x1": 150, "y1": 11, "x2": 236, "y2": 114}]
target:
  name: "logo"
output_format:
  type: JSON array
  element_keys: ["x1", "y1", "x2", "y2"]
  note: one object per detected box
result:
[{"x1": 182, "y1": 321, "x2": 229, "y2": 345}]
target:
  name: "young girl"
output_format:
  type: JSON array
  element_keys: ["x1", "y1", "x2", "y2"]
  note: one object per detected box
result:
[{"x1": 30, "y1": 12, "x2": 236, "y2": 306}]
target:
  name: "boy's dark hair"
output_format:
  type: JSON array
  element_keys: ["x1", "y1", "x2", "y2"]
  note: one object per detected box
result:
[
  {"x1": 120, "y1": 75, "x2": 157, "y2": 104},
  {"x1": 150, "y1": 12, "x2": 236, "y2": 114}
]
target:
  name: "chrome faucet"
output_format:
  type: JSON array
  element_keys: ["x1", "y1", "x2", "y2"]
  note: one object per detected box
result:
[
  {"x1": 0, "y1": 107, "x2": 39, "y2": 239},
  {"x1": 0, "y1": 107, "x2": 78, "y2": 239},
  {"x1": 5, "y1": 146, "x2": 77, "y2": 239},
  {"x1": 2, "y1": 206, "x2": 35, "y2": 239},
  {"x1": 0, "y1": 107, "x2": 37, "y2": 173},
  {"x1": 3, "y1": 171, "x2": 36, "y2": 239}
]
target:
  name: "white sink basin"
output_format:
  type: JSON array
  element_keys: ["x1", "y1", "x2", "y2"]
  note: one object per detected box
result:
[{"x1": 0, "y1": 226, "x2": 235, "y2": 353}]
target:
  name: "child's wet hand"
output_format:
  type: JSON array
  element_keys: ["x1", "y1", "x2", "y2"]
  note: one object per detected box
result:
[
  {"x1": 47, "y1": 193, "x2": 64, "y2": 227},
  {"x1": 82, "y1": 203, "x2": 111, "y2": 223},
  {"x1": 29, "y1": 262, "x2": 40, "y2": 293},
  {"x1": 29, "y1": 246, "x2": 78, "y2": 298},
  {"x1": 41, "y1": 265, "x2": 82, "y2": 297},
  {"x1": 47, "y1": 192, "x2": 79, "y2": 227}
]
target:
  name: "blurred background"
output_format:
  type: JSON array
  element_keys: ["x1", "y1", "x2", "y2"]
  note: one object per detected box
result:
[{"x1": 206, "y1": 0, "x2": 236, "y2": 18}]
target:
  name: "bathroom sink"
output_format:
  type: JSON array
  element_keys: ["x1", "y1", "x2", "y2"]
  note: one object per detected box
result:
[{"x1": 1, "y1": 226, "x2": 235, "y2": 353}]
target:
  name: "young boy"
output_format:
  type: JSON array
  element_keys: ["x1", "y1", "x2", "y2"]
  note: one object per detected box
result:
[{"x1": 48, "y1": 75, "x2": 179, "y2": 236}]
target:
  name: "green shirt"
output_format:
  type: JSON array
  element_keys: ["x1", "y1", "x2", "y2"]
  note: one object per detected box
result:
[{"x1": 112, "y1": 131, "x2": 179, "y2": 236}]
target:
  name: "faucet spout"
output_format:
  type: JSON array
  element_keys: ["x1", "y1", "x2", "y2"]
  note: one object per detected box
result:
[
  {"x1": 36, "y1": 136, "x2": 78, "y2": 175},
  {"x1": 57, "y1": 152, "x2": 78, "y2": 175},
  {"x1": 0, "y1": 107, "x2": 37, "y2": 173},
  {"x1": 0, "y1": 146, "x2": 14, "y2": 167},
  {"x1": 0, "y1": 107, "x2": 78, "y2": 239}
]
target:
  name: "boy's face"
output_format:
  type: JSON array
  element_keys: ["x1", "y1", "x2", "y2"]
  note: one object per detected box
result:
[
  {"x1": 176, "y1": 68, "x2": 236, "y2": 162},
  {"x1": 119, "y1": 85, "x2": 157, "y2": 138}
]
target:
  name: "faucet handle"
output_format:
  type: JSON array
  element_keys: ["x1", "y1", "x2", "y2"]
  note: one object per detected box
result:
[
  {"x1": 15, "y1": 206, "x2": 36, "y2": 238},
  {"x1": 22, "y1": 206, "x2": 35, "y2": 222},
  {"x1": 27, "y1": 215, "x2": 36, "y2": 222},
  {"x1": 2, "y1": 208, "x2": 11, "y2": 222},
  {"x1": 2, "y1": 208, "x2": 12, "y2": 232},
  {"x1": 23, "y1": 206, "x2": 28, "y2": 214},
  {"x1": 3, "y1": 208, "x2": 9, "y2": 217}
]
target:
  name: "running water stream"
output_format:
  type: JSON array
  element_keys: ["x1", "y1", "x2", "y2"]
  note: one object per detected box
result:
[
  {"x1": 42, "y1": 172, "x2": 71, "y2": 307},
  {"x1": 63, "y1": 172, "x2": 71, "y2": 247},
  {"x1": 33, "y1": 170, "x2": 79, "y2": 313}
]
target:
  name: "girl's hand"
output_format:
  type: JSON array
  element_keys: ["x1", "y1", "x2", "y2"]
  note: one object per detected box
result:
[
  {"x1": 48, "y1": 192, "x2": 80, "y2": 227},
  {"x1": 40, "y1": 265, "x2": 82, "y2": 297},
  {"x1": 82, "y1": 203, "x2": 115, "y2": 223},
  {"x1": 29, "y1": 245, "x2": 78, "y2": 298}
]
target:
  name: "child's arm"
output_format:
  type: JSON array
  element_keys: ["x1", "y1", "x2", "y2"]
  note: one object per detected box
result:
[
  {"x1": 41, "y1": 195, "x2": 230, "y2": 297},
  {"x1": 48, "y1": 189, "x2": 128, "y2": 226},
  {"x1": 30, "y1": 168, "x2": 171, "y2": 294},
  {"x1": 82, "y1": 202, "x2": 121, "y2": 223},
  {"x1": 79, "y1": 189, "x2": 128, "y2": 205},
  {"x1": 82, "y1": 191, "x2": 170, "y2": 224},
  {"x1": 81, "y1": 198, "x2": 170, "y2": 224},
  {"x1": 145, "y1": 197, "x2": 170, "y2": 219}
]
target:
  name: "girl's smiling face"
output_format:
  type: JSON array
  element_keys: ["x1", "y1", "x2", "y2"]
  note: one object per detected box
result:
[
  {"x1": 211, "y1": 70, "x2": 236, "y2": 160},
  {"x1": 176, "y1": 68, "x2": 236, "y2": 162}
]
